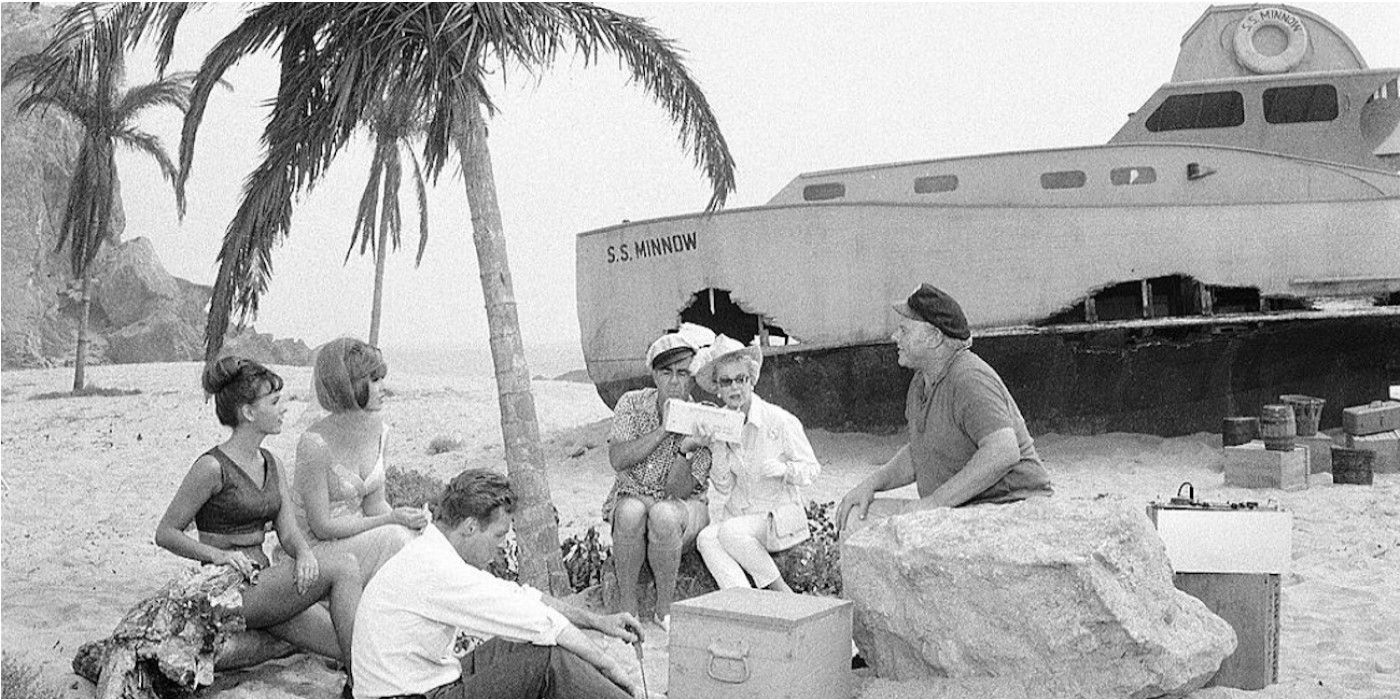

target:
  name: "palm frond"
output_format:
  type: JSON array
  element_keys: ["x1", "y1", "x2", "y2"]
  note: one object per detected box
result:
[
  {"x1": 115, "y1": 71, "x2": 196, "y2": 117},
  {"x1": 405, "y1": 145, "x2": 430, "y2": 267},
  {"x1": 380, "y1": 143, "x2": 403, "y2": 252},
  {"x1": 115, "y1": 126, "x2": 182, "y2": 213},
  {"x1": 177, "y1": 3, "x2": 328, "y2": 208},
  {"x1": 348, "y1": 141, "x2": 387, "y2": 263},
  {"x1": 546, "y1": 3, "x2": 736, "y2": 210}
]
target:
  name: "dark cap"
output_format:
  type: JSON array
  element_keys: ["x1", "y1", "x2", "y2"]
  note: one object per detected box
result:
[{"x1": 893, "y1": 283, "x2": 970, "y2": 340}]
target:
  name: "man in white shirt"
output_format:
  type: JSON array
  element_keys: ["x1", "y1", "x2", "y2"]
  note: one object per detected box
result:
[{"x1": 352, "y1": 469, "x2": 642, "y2": 698}]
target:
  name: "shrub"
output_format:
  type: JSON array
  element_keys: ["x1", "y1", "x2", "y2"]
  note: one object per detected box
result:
[
  {"x1": 425, "y1": 434, "x2": 465, "y2": 455},
  {"x1": 776, "y1": 501, "x2": 843, "y2": 596},
  {"x1": 384, "y1": 466, "x2": 445, "y2": 510},
  {"x1": 561, "y1": 527, "x2": 609, "y2": 592},
  {"x1": 3, "y1": 654, "x2": 59, "y2": 699}
]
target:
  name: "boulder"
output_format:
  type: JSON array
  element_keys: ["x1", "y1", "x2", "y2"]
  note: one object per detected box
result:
[
  {"x1": 93, "y1": 238, "x2": 181, "y2": 327},
  {"x1": 841, "y1": 497, "x2": 1236, "y2": 698},
  {"x1": 105, "y1": 310, "x2": 202, "y2": 364},
  {"x1": 223, "y1": 327, "x2": 314, "y2": 366}
]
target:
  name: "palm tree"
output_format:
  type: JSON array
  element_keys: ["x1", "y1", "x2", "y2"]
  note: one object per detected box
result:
[
  {"x1": 3, "y1": 6, "x2": 194, "y2": 391},
  {"x1": 48, "y1": 2, "x2": 735, "y2": 592},
  {"x1": 348, "y1": 90, "x2": 430, "y2": 347}
]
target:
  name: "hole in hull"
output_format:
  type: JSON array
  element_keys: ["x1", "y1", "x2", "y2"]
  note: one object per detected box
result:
[{"x1": 677, "y1": 288, "x2": 796, "y2": 347}]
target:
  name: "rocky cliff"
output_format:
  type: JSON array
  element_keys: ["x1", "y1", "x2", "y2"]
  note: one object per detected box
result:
[{"x1": 2, "y1": 5, "x2": 310, "y2": 369}]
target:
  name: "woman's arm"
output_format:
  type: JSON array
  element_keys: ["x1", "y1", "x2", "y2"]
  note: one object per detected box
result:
[
  {"x1": 154, "y1": 457, "x2": 245, "y2": 567},
  {"x1": 778, "y1": 417, "x2": 821, "y2": 487},
  {"x1": 273, "y1": 453, "x2": 313, "y2": 558},
  {"x1": 296, "y1": 433, "x2": 399, "y2": 540}
]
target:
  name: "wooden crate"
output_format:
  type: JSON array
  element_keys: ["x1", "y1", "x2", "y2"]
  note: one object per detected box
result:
[
  {"x1": 1341, "y1": 400, "x2": 1400, "y2": 436},
  {"x1": 1295, "y1": 434, "x2": 1334, "y2": 474},
  {"x1": 1223, "y1": 442, "x2": 1307, "y2": 490},
  {"x1": 669, "y1": 588, "x2": 853, "y2": 699},
  {"x1": 1174, "y1": 573, "x2": 1280, "y2": 691}
]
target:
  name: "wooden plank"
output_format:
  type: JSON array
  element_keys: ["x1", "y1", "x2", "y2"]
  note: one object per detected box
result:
[{"x1": 1174, "y1": 573, "x2": 1280, "y2": 691}]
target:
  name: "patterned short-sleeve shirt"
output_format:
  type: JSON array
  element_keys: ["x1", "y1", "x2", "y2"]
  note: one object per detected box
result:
[{"x1": 604, "y1": 388, "x2": 711, "y2": 520}]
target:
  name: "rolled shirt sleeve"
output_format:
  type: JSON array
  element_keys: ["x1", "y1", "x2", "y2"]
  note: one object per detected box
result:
[
  {"x1": 780, "y1": 413, "x2": 820, "y2": 487},
  {"x1": 421, "y1": 569, "x2": 570, "y2": 646}
]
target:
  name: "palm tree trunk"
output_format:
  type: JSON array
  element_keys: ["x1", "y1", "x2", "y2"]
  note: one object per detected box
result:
[
  {"x1": 73, "y1": 276, "x2": 91, "y2": 392},
  {"x1": 369, "y1": 223, "x2": 388, "y2": 346},
  {"x1": 453, "y1": 88, "x2": 568, "y2": 594}
]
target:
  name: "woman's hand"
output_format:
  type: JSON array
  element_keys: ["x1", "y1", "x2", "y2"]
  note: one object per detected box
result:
[
  {"x1": 392, "y1": 506, "x2": 430, "y2": 530},
  {"x1": 759, "y1": 458, "x2": 788, "y2": 478},
  {"x1": 294, "y1": 552, "x2": 320, "y2": 594},
  {"x1": 213, "y1": 549, "x2": 260, "y2": 582}
]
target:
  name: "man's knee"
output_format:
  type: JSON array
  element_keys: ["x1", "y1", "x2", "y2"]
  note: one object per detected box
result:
[
  {"x1": 645, "y1": 502, "x2": 684, "y2": 546},
  {"x1": 612, "y1": 498, "x2": 648, "y2": 539}
]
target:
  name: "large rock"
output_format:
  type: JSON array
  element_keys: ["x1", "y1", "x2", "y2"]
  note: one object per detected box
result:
[
  {"x1": 105, "y1": 310, "x2": 203, "y2": 364},
  {"x1": 93, "y1": 237, "x2": 181, "y2": 327},
  {"x1": 1, "y1": 4, "x2": 111, "y2": 368},
  {"x1": 841, "y1": 497, "x2": 1236, "y2": 698}
]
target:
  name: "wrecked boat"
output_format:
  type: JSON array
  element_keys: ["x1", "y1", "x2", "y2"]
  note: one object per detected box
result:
[{"x1": 575, "y1": 4, "x2": 1400, "y2": 435}]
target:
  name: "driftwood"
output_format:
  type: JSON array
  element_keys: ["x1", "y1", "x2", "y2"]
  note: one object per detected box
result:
[{"x1": 72, "y1": 565, "x2": 291, "y2": 698}]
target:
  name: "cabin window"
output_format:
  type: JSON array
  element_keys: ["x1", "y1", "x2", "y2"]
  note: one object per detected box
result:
[
  {"x1": 1040, "y1": 170, "x2": 1086, "y2": 190},
  {"x1": 803, "y1": 183, "x2": 845, "y2": 201},
  {"x1": 1110, "y1": 167, "x2": 1156, "y2": 186},
  {"x1": 1263, "y1": 84, "x2": 1339, "y2": 124},
  {"x1": 914, "y1": 175, "x2": 959, "y2": 194},
  {"x1": 1145, "y1": 91, "x2": 1245, "y2": 131}
]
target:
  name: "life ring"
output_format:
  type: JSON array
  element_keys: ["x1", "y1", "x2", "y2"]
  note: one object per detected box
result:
[{"x1": 1233, "y1": 8, "x2": 1308, "y2": 74}]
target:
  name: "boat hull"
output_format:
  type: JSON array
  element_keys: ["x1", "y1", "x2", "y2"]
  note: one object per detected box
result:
[{"x1": 592, "y1": 313, "x2": 1400, "y2": 436}]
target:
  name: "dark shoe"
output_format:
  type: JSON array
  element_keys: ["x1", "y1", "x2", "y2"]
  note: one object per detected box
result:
[{"x1": 850, "y1": 653, "x2": 868, "y2": 670}]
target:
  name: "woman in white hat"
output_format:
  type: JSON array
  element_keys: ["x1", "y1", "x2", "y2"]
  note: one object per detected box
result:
[{"x1": 690, "y1": 335, "x2": 820, "y2": 592}]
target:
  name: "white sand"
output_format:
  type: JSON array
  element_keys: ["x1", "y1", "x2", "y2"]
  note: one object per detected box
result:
[{"x1": 2, "y1": 362, "x2": 1396, "y2": 698}]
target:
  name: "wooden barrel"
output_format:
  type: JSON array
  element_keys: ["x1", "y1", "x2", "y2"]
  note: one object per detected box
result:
[
  {"x1": 1259, "y1": 404, "x2": 1296, "y2": 451},
  {"x1": 1331, "y1": 446, "x2": 1374, "y2": 485},
  {"x1": 1221, "y1": 417, "x2": 1260, "y2": 447},
  {"x1": 1280, "y1": 394, "x2": 1325, "y2": 437}
]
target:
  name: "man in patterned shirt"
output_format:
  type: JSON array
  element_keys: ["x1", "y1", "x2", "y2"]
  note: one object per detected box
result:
[{"x1": 606, "y1": 330, "x2": 713, "y2": 631}]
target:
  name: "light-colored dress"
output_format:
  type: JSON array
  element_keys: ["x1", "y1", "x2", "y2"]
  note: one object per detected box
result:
[{"x1": 290, "y1": 426, "x2": 415, "y2": 585}]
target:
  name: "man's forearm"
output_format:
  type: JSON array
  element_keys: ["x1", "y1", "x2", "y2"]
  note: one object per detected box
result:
[
  {"x1": 608, "y1": 427, "x2": 668, "y2": 472},
  {"x1": 542, "y1": 594, "x2": 597, "y2": 630},
  {"x1": 866, "y1": 444, "x2": 916, "y2": 493}
]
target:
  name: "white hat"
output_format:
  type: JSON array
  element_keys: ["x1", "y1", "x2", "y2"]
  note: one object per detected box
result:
[
  {"x1": 646, "y1": 332, "x2": 699, "y2": 370},
  {"x1": 691, "y1": 335, "x2": 763, "y2": 393}
]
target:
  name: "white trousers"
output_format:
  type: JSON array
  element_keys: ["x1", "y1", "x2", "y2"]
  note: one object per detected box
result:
[{"x1": 696, "y1": 513, "x2": 781, "y2": 589}]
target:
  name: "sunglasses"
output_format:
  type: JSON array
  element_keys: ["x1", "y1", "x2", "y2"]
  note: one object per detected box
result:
[{"x1": 716, "y1": 374, "x2": 752, "y2": 388}]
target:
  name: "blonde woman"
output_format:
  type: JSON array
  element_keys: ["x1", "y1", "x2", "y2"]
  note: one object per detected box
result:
[
  {"x1": 293, "y1": 338, "x2": 426, "y2": 586},
  {"x1": 688, "y1": 336, "x2": 820, "y2": 592}
]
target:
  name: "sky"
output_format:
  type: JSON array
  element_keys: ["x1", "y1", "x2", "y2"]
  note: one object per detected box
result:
[{"x1": 112, "y1": 2, "x2": 1400, "y2": 359}]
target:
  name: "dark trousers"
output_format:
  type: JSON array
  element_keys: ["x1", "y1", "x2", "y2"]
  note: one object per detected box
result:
[{"x1": 421, "y1": 639, "x2": 630, "y2": 699}]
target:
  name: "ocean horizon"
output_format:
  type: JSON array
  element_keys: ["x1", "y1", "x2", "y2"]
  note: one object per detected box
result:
[{"x1": 381, "y1": 340, "x2": 590, "y2": 385}]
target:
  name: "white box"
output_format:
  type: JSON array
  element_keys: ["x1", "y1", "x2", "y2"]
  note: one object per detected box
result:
[
  {"x1": 1151, "y1": 509, "x2": 1293, "y2": 574},
  {"x1": 665, "y1": 399, "x2": 746, "y2": 444},
  {"x1": 670, "y1": 588, "x2": 853, "y2": 699}
]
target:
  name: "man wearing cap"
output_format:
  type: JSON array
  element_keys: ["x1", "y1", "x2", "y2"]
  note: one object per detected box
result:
[
  {"x1": 605, "y1": 329, "x2": 714, "y2": 630},
  {"x1": 836, "y1": 283, "x2": 1052, "y2": 536}
]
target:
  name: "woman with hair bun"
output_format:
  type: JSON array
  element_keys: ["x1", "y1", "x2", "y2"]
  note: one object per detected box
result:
[
  {"x1": 151, "y1": 356, "x2": 362, "y2": 692},
  {"x1": 292, "y1": 338, "x2": 425, "y2": 586}
]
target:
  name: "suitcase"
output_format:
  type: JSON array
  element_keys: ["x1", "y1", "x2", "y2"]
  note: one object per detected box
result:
[
  {"x1": 1341, "y1": 400, "x2": 1400, "y2": 436},
  {"x1": 669, "y1": 588, "x2": 853, "y2": 698},
  {"x1": 1344, "y1": 430, "x2": 1400, "y2": 473}
]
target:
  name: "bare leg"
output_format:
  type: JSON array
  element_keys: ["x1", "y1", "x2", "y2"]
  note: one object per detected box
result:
[
  {"x1": 645, "y1": 500, "x2": 686, "y2": 619},
  {"x1": 610, "y1": 497, "x2": 649, "y2": 618},
  {"x1": 241, "y1": 552, "x2": 361, "y2": 671},
  {"x1": 265, "y1": 605, "x2": 339, "y2": 660}
]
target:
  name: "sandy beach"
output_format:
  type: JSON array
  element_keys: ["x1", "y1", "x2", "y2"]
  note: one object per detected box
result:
[{"x1": 2, "y1": 361, "x2": 1397, "y2": 698}]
